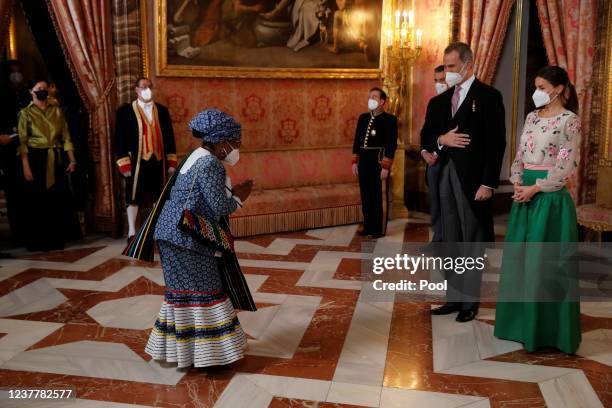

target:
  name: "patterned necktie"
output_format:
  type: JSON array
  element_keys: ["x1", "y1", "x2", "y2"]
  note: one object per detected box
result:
[{"x1": 451, "y1": 85, "x2": 462, "y2": 117}]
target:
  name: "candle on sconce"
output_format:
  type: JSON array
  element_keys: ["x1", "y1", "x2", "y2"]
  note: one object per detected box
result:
[
  {"x1": 416, "y1": 28, "x2": 423, "y2": 47},
  {"x1": 408, "y1": 10, "x2": 415, "y2": 28},
  {"x1": 402, "y1": 10, "x2": 408, "y2": 24},
  {"x1": 400, "y1": 27, "x2": 407, "y2": 48},
  {"x1": 395, "y1": 10, "x2": 400, "y2": 31}
]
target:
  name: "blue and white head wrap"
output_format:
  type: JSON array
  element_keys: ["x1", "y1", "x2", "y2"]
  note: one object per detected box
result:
[{"x1": 188, "y1": 109, "x2": 241, "y2": 143}]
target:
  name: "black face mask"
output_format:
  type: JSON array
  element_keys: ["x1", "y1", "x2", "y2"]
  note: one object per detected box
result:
[{"x1": 34, "y1": 90, "x2": 49, "y2": 101}]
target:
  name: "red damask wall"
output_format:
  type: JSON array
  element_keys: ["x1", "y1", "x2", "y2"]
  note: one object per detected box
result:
[
  {"x1": 153, "y1": 78, "x2": 379, "y2": 155},
  {"x1": 412, "y1": 0, "x2": 452, "y2": 145}
]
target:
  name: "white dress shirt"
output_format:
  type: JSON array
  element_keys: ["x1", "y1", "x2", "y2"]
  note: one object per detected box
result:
[
  {"x1": 137, "y1": 99, "x2": 154, "y2": 123},
  {"x1": 454, "y1": 74, "x2": 476, "y2": 112}
]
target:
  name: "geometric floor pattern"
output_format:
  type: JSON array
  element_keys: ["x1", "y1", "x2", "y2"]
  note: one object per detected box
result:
[{"x1": 0, "y1": 214, "x2": 610, "y2": 407}]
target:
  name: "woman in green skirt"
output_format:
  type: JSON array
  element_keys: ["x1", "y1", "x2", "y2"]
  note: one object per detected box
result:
[{"x1": 494, "y1": 66, "x2": 582, "y2": 354}]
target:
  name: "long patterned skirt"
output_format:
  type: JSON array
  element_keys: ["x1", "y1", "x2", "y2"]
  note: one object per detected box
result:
[
  {"x1": 494, "y1": 169, "x2": 581, "y2": 354},
  {"x1": 145, "y1": 240, "x2": 247, "y2": 367}
]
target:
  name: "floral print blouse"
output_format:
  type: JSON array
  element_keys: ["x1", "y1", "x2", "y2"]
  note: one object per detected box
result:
[{"x1": 510, "y1": 110, "x2": 581, "y2": 192}]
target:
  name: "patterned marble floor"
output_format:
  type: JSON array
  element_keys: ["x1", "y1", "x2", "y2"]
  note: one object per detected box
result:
[{"x1": 0, "y1": 214, "x2": 610, "y2": 407}]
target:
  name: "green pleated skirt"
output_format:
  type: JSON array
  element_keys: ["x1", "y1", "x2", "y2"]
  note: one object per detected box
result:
[{"x1": 494, "y1": 169, "x2": 581, "y2": 354}]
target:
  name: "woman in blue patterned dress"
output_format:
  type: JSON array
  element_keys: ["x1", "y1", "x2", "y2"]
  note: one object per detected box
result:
[{"x1": 145, "y1": 109, "x2": 253, "y2": 367}]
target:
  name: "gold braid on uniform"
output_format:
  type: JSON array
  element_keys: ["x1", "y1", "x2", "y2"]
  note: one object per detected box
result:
[{"x1": 364, "y1": 113, "x2": 375, "y2": 147}]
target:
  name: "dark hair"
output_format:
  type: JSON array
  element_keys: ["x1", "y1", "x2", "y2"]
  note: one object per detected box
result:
[
  {"x1": 134, "y1": 77, "x2": 151, "y2": 88},
  {"x1": 444, "y1": 42, "x2": 473, "y2": 63},
  {"x1": 535, "y1": 66, "x2": 579, "y2": 114},
  {"x1": 370, "y1": 87, "x2": 387, "y2": 102},
  {"x1": 192, "y1": 129, "x2": 206, "y2": 140},
  {"x1": 434, "y1": 65, "x2": 445, "y2": 73},
  {"x1": 27, "y1": 78, "x2": 49, "y2": 90}
]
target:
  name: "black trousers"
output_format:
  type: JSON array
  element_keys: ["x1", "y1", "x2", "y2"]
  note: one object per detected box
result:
[
  {"x1": 358, "y1": 148, "x2": 390, "y2": 236},
  {"x1": 24, "y1": 148, "x2": 82, "y2": 251},
  {"x1": 426, "y1": 161, "x2": 443, "y2": 242},
  {"x1": 0, "y1": 139, "x2": 27, "y2": 245}
]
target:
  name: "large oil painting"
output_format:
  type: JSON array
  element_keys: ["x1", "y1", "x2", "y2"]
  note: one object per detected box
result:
[{"x1": 156, "y1": 0, "x2": 384, "y2": 78}]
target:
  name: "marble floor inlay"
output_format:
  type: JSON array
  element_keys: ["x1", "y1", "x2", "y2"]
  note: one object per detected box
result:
[{"x1": 0, "y1": 220, "x2": 609, "y2": 407}]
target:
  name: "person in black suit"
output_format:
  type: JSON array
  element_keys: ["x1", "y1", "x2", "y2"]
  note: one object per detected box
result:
[
  {"x1": 420, "y1": 65, "x2": 448, "y2": 248},
  {"x1": 115, "y1": 77, "x2": 177, "y2": 241},
  {"x1": 420, "y1": 42, "x2": 506, "y2": 322},
  {"x1": 352, "y1": 87, "x2": 398, "y2": 238}
]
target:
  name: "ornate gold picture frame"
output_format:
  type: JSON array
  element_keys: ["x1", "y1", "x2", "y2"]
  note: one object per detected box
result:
[
  {"x1": 600, "y1": 2, "x2": 612, "y2": 167},
  {"x1": 154, "y1": 0, "x2": 384, "y2": 79}
]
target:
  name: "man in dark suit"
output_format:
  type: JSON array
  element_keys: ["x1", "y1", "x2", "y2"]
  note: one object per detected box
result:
[
  {"x1": 421, "y1": 65, "x2": 448, "y2": 247},
  {"x1": 115, "y1": 77, "x2": 177, "y2": 241},
  {"x1": 420, "y1": 42, "x2": 506, "y2": 322}
]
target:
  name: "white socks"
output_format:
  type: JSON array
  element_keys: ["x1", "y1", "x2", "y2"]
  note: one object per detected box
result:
[{"x1": 127, "y1": 205, "x2": 139, "y2": 237}]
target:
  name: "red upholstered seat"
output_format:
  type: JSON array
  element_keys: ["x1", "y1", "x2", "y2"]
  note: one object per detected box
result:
[
  {"x1": 233, "y1": 183, "x2": 361, "y2": 218},
  {"x1": 225, "y1": 148, "x2": 362, "y2": 237},
  {"x1": 577, "y1": 204, "x2": 612, "y2": 228}
]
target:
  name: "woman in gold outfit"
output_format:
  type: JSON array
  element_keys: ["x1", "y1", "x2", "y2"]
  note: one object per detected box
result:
[{"x1": 17, "y1": 79, "x2": 81, "y2": 251}]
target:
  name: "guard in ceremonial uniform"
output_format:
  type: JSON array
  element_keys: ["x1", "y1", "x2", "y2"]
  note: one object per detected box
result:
[
  {"x1": 115, "y1": 77, "x2": 177, "y2": 240},
  {"x1": 352, "y1": 87, "x2": 398, "y2": 238}
]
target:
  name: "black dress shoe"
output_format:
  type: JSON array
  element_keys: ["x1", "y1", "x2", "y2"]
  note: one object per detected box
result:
[
  {"x1": 456, "y1": 310, "x2": 477, "y2": 323},
  {"x1": 430, "y1": 303, "x2": 460, "y2": 315}
]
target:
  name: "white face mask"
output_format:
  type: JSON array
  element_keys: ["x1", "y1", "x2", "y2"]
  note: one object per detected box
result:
[
  {"x1": 9, "y1": 72, "x2": 23, "y2": 84},
  {"x1": 532, "y1": 89, "x2": 558, "y2": 108},
  {"x1": 140, "y1": 87, "x2": 153, "y2": 101},
  {"x1": 445, "y1": 62, "x2": 467, "y2": 88},
  {"x1": 223, "y1": 148, "x2": 240, "y2": 166},
  {"x1": 368, "y1": 98, "x2": 379, "y2": 111},
  {"x1": 435, "y1": 83, "x2": 448, "y2": 95}
]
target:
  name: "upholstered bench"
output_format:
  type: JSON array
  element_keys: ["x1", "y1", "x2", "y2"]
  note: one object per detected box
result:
[
  {"x1": 577, "y1": 203, "x2": 612, "y2": 242},
  {"x1": 226, "y1": 147, "x2": 362, "y2": 237}
]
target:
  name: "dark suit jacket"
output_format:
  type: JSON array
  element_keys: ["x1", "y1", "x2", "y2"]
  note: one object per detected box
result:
[
  {"x1": 420, "y1": 78, "x2": 506, "y2": 202},
  {"x1": 352, "y1": 111, "x2": 398, "y2": 163},
  {"x1": 114, "y1": 102, "x2": 176, "y2": 167}
]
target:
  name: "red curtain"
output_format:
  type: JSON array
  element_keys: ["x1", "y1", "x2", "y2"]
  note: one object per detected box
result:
[
  {"x1": 46, "y1": 0, "x2": 118, "y2": 230},
  {"x1": 536, "y1": 0, "x2": 598, "y2": 203},
  {"x1": 459, "y1": 0, "x2": 516, "y2": 84},
  {"x1": 0, "y1": 0, "x2": 13, "y2": 55}
]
